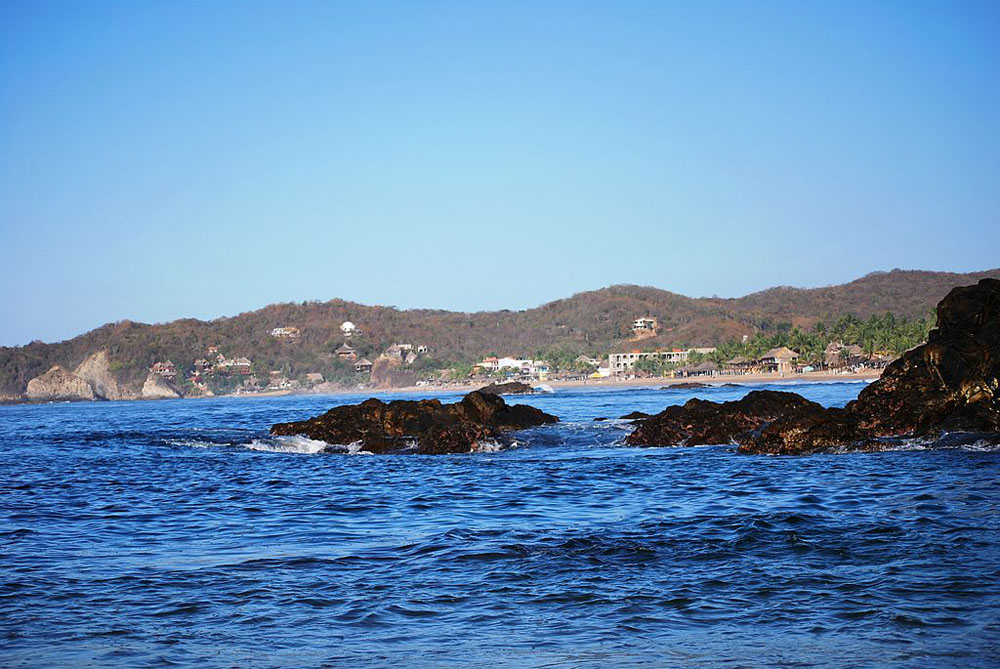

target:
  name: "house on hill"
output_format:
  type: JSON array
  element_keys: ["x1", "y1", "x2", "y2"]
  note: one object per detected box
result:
[
  {"x1": 336, "y1": 343, "x2": 358, "y2": 362},
  {"x1": 631, "y1": 317, "x2": 657, "y2": 334},
  {"x1": 354, "y1": 358, "x2": 373, "y2": 373},
  {"x1": 270, "y1": 326, "x2": 300, "y2": 340},
  {"x1": 340, "y1": 321, "x2": 359, "y2": 337},
  {"x1": 150, "y1": 360, "x2": 177, "y2": 378}
]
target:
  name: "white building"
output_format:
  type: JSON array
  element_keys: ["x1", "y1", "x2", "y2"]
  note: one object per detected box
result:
[
  {"x1": 340, "y1": 321, "x2": 358, "y2": 337},
  {"x1": 632, "y1": 317, "x2": 657, "y2": 333},
  {"x1": 608, "y1": 348, "x2": 717, "y2": 375}
]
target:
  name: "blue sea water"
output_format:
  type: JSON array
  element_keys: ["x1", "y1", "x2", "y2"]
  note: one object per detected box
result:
[{"x1": 2, "y1": 382, "x2": 999, "y2": 667}]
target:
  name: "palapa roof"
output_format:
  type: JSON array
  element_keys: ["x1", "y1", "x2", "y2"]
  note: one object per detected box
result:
[
  {"x1": 336, "y1": 343, "x2": 356, "y2": 353},
  {"x1": 761, "y1": 346, "x2": 799, "y2": 361}
]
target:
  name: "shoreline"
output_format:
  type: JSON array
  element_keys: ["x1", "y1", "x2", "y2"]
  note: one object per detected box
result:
[{"x1": 2, "y1": 370, "x2": 883, "y2": 406}]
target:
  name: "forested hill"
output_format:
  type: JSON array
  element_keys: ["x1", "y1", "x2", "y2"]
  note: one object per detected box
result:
[{"x1": 2, "y1": 268, "x2": 997, "y2": 397}]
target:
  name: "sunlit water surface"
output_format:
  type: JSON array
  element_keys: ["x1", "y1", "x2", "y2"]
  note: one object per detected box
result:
[{"x1": 2, "y1": 382, "x2": 998, "y2": 667}]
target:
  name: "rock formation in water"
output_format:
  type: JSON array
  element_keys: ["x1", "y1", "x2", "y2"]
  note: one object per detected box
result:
[
  {"x1": 25, "y1": 366, "x2": 96, "y2": 401},
  {"x1": 628, "y1": 279, "x2": 1000, "y2": 454},
  {"x1": 141, "y1": 373, "x2": 182, "y2": 399},
  {"x1": 74, "y1": 350, "x2": 133, "y2": 400},
  {"x1": 660, "y1": 382, "x2": 711, "y2": 390},
  {"x1": 271, "y1": 391, "x2": 558, "y2": 454},
  {"x1": 626, "y1": 391, "x2": 823, "y2": 446},
  {"x1": 743, "y1": 278, "x2": 1000, "y2": 454},
  {"x1": 477, "y1": 381, "x2": 536, "y2": 395}
]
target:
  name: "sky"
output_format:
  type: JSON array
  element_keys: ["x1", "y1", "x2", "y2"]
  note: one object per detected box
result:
[{"x1": 1, "y1": 1, "x2": 998, "y2": 346}]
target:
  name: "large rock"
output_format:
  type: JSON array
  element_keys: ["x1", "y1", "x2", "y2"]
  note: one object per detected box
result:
[
  {"x1": 627, "y1": 279, "x2": 1000, "y2": 455},
  {"x1": 742, "y1": 278, "x2": 1000, "y2": 454},
  {"x1": 142, "y1": 373, "x2": 182, "y2": 399},
  {"x1": 74, "y1": 350, "x2": 134, "y2": 400},
  {"x1": 25, "y1": 366, "x2": 96, "y2": 401},
  {"x1": 628, "y1": 279, "x2": 1000, "y2": 455},
  {"x1": 626, "y1": 390, "x2": 823, "y2": 447},
  {"x1": 271, "y1": 391, "x2": 559, "y2": 454},
  {"x1": 477, "y1": 381, "x2": 536, "y2": 395}
]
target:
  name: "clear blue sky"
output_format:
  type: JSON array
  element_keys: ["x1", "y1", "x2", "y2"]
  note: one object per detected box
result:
[{"x1": 2, "y1": 1, "x2": 998, "y2": 346}]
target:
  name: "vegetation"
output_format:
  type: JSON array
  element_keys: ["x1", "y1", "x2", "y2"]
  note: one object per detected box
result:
[{"x1": 0, "y1": 269, "x2": 993, "y2": 396}]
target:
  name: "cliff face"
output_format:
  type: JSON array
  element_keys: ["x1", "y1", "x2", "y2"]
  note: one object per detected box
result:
[
  {"x1": 74, "y1": 351, "x2": 136, "y2": 400},
  {"x1": 25, "y1": 366, "x2": 96, "y2": 401},
  {"x1": 141, "y1": 373, "x2": 182, "y2": 399}
]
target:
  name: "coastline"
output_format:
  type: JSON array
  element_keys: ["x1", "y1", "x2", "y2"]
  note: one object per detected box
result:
[{"x1": 2, "y1": 369, "x2": 883, "y2": 406}]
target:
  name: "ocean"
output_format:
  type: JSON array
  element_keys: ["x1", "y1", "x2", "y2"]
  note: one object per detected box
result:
[{"x1": 2, "y1": 382, "x2": 998, "y2": 667}]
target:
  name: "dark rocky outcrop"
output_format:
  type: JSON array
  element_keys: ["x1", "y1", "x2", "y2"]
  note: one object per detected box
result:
[
  {"x1": 619, "y1": 411, "x2": 651, "y2": 420},
  {"x1": 660, "y1": 382, "x2": 711, "y2": 390},
  {"x1": 742, "y1": 278, "x2": 1000, "y2": 454},
  {"x1": 626, "y1": 391, "x2": 823, "y2": 447},
  {"x1": 477, "y1": 381, "x2": 536, "y2": 395},
  {"x1": 627, "y1": 279, "x2": 1000, "y2": 454},
  {"x1": 270, "y1": 391, "x2": 558, "y2": 454}
]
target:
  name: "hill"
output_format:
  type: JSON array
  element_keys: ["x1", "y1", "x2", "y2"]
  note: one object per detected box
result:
[{"x1": 1, "y1": 268, "x2": 997, "y2": 398}]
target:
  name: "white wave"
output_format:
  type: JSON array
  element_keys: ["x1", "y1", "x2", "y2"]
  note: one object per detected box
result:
[
  {"x1": 533, "y1": 384, "x2": 555, "y2": 393},
  {"x1": 473, "y1": 439, "x2": 510, "y2": 453},
  {"x1": 165, "y1": 438, "x2": 231, "y2": 449},
  {"x1": 246, "y1": 435, "x2": 330, "y2": 454}
]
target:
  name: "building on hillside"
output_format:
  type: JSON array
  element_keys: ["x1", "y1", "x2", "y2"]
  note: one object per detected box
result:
[
  {"x1": 354, "y1": 358, "x2": 373, "y2": 373},
  {"x1": 150, "y1": 361, "x2": 177, "y2": 378},
  {"x1": 632, "y1": 317, "x2": 657, "y2": 333},
  {"x1": 340, "y1": 321, "x2": 359, "y2": 337},
  {"x1": 575, "y1": 355, "x2": 601, "y2": 368},
  {"x1": 270, "y1": 326, "x2": 300, "y2": 340},
  {"x1": 231, "y1": 357, "x2": 253, "y2": 374},
  {"x1": 336, "y1": 343, "x2": 358, "y2": 362},
  {"x1": 608, "y1": 348, "x2": 717, "y2": 376},
  {"x1": 416, "y1": 345, "x2": 429, "y2": 354},
  {"x1": 382, "y1": 344, "x2": 417, "y2": 364},
  {"x1": 207, "y1": 345, "x2": 219, "y2": 355},
  {"x1": 760, "y1": 347, "x2": 799, "y2": 374},
  {"x1": 305, "y1": 372, "x2": 325, "y2": 384}
]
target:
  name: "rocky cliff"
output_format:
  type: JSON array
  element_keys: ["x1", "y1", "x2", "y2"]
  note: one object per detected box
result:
[
  {"x1": 25, "y1": 366, "x2": 96, "y2": 401},
  {"x1": 141, "y1": 373, "x2": 182, "y2": 399},
  {"x1": 74, "y1": 350, "x2": 135, "y2": 400}
]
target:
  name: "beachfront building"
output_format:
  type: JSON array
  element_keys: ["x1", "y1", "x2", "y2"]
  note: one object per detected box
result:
[
  {"x1": 760, "y1": 347, "x2": 799, "y2": 374},
  {"x1": 270, "y1": 326, "x2": 300, "y2": 340},
  {"x1": 336, "y1": 343, "x2": 358, "y2": 362},
  {"x1": 608, "y1": 348, "x2": 717, "y2": 376},
  {"x1": 475, "y1": 356, "x2": 548, "y2": 378}
]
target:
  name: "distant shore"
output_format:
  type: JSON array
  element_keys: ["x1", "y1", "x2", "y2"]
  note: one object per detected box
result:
[
  {"x1": 2, "y1": 369, "x2": 883, "y2": 406},
  {"x1": 282, "y1": 369, "x2": 883, "y2": 399}
]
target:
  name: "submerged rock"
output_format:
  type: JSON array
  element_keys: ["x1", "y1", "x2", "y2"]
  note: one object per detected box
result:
[
  {"x1": 626, "y1": 391, "x2": 822, "y2": 447},
  {"x1": 626, "y1": 279, "x2": 1000, "y2": 454},
  {"x1": 660, "y1": 382, "x2": 711, "y2": 390},
  {"x1": 270, "y1": 391, "x2": 558, "y2": 454},
  {"x1": 477, "y1": 381, "x2": 536, "y2": 395},
  {"x1": 25, "y1": 365, "x2": 96, "y2": 401}
]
